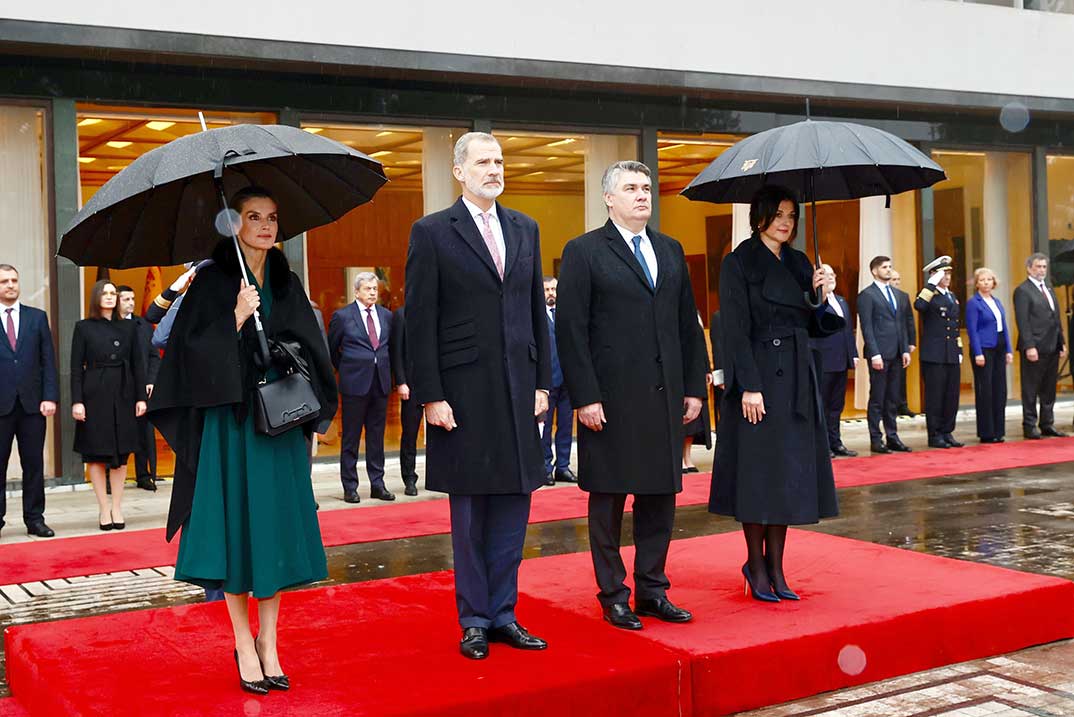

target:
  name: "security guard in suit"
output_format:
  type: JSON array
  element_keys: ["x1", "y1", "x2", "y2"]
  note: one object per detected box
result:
[{"x1": 914, "y1": 256, "x2": 964, "y2": 448}]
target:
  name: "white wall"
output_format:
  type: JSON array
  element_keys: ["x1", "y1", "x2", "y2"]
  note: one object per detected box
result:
[{"x1": 3, "y1": 0, "x2": 1073, "y2": 100}]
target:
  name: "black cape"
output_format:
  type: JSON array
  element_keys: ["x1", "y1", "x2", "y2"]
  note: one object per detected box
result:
[{"x1": 149, "y1": 241, "x2": 338, "y2": 541}]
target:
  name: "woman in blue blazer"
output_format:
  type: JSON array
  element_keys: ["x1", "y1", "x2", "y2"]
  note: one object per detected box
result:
[{"x1": 965, "y1": 268, "x2": 1013, "y2": 442}]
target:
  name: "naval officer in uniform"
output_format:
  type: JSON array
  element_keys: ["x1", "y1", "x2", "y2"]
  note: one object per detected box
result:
[{"x1": 914, "y1": 256, "x2": 964, "y2": 449}]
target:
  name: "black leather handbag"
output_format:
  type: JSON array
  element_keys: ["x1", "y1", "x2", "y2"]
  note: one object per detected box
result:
[{"x1": 252, "y1": 339, "x2": 321, "y2": 437}]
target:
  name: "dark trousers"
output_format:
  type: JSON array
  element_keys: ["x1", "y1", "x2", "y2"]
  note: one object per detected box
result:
[
  {"x1": 0, "y1": 403, "x2": 47, "y2": 529},
  {"x1": 819, "y1": 370, "x2": 849, "y2": 449},
  {"x1": 973, "y1": 346, "x2": 1008, "y2": 440},
  {"x1": 1020, "y1": 349, "x2": 1059, "y2": 430},
  {"x1": 398, "y1": 397, "x2": 423, "y2": 484},
  {"x1": 541, "y1": 384, "x2": 573, "y2": 473},
  {"x1": 133, "y1": 415, "x2": 156, "y2": 480},
  {"x1": 449, "y1": 493, "x2": 532, "y2": 629},
  {"x1": 922, "y1": 361, "x2": 960, "y2": 439},
  {"x1": 340, "y1": 385, "x2": 388, "y2": 493},
  {"x1": 894, "y1": 362, "x2": 910, "y2": 412},
  {"x1": 867, "y1": 361, "x2": 900, "y2": 443},
  {"x1": 587, "y1": 492, "x2": 675, "y2": 607}
]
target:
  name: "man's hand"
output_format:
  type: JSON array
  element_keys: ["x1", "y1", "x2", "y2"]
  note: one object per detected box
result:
[
  {"x1": 170, "y1": 265, "x2": 198, "y2": 293},
  {"x1": 909, "y1": 344, "x2": 917, "y2": 354},
  {"x1": 742, "y1": 391, "x2": 765, "y2": 424},
  {"x1": 72, "y1": 403, "x2": 86, "y2": 422},
  {"x1": 901, "y1": 352, "x2": 911, "y2": 369},
  {"x1": 683, "y1": 397, "x2": 702, "y2": 424},
  {"x1": 1006, "y1": 353, "x2": 1014, "y2": 365},
  {"x1": 577, "y1": 402, "x2": 606, "y2": 432},
  {"x1": 852, "y1": 357, "x2": 860, "y2": 368},
  {"x1": 39, "y1": 401, "x2": 56, "y2": 417},
  {"x1": 424, "y1": 400, "x2": 457, "y2": 431},
  {"x1": 974, "y1": 355, "x2": 986, "y2": 367},
  {"x1": 146, "y1": 384, "x2": 154, "y2": 399},
  {"x1": 534, "y1": 390, "x2": 549, "y2": 417},
  {"x1": 135, "y1": 401, "x2": 147, "y2": 417},
  {"x1": 1026, "y1": 347, "x2": 1039, "y2": 362},
  {"x1": 398, "y1": 383, "x2": 410, "y2": 401},
  {"x1": 871, "y1": 356, "x2": 884, "y2": 371},
  {"x1": 1062, "y1": 346, "x2": 1068, "y2": 360},
  {"x1": 928, "y1": 269, "x2": 946, "y2": 286}
]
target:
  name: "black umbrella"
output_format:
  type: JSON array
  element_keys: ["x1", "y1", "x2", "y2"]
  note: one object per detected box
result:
[
  {"x1": 59, "y1": 122, "x2": 388, "y2": 361},
  {"x1": 59, "y1": 123, "x2": 388, "y2": 269},
  {"x1": 680, "y1": 119, "x2": 946, "y2": 268}
]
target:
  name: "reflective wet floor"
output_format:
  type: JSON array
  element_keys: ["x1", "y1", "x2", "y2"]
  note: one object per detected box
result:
[{"x1": 3, "y1": 461, "x2": 1073, "y2": 711}]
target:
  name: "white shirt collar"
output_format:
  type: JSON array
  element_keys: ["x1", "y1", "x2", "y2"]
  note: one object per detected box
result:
[
  {"x1": 1, "y1": 300, "x2": 19, "y2": 314},
  {"x1": 937, "y1": 287, "x2": 948, "y2": 295},
  {"x1": 356, "y1": 300, "x2": 377, "y2": 312},
  {"x1": 874, "y1": 280, "x2": 892, "y2": 294},
  {"x1": 612, "y1": 222, "x2": 649, "y2": 244},
  {"x1": 461, "y1": 196, "x2": 499, "y2": 223}
]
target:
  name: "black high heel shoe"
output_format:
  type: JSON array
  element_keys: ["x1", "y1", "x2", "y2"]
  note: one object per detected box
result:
[
  {"x1": 233, "y1": 649, "x2": 270, "y2": 695},
  {"x1": 766, "y1": 571, "x2": 800, "y2": 601},
  {"x1": 741, "y1": 564, "x2": 780, "y2": 603},
  {"x1": 254, "y1": 635, "x2": 290, "y2": 691}
]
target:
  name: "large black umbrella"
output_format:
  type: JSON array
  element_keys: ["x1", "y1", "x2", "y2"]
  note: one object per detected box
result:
[
  {"x1": 680, "y1": 119, "x2": 946, "y2": 267},
  {"x1": 58, "y1": 123, "x2": 388, "y2": 269}
]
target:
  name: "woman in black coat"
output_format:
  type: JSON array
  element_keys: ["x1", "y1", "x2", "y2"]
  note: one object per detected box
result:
[
  {"x1": 709, "y1": 186, "x2": 842, "y2": 602},
  {"x1": 71, "y1": 280, "x2": 147, "y2": 530}
]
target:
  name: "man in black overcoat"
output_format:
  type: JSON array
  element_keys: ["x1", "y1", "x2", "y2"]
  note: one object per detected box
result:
[
  {"x1": 857, "y1": 255, "x2": 912, "y2": 454},
  {"x1": 404, "y1": 132, "x2": 551, "y2": 660},
  {"x1": 914, "y1": 260, "x2": 965, "y2": 448},
  {"x1": 0, "y1": 264, "x2": 58, "y2": 538},
  {"x1": 389, "y1": 305, "x2": 421, "y2": 496},
  {"x1": 118, "y1": 285, "x2": 161, "y2": 491},
  {"x1": 812, "y1": 265, "x2": 859, "y2": 457},
  {"x1": 556, "y1": 161, "x2": 707, "y2": 631},
  {"x1": 1013, "y1": 252, "x2": 1067, "y2": 439}
]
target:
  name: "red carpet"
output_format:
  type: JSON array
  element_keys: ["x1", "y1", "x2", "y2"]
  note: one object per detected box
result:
[
  {"x1": 6, "y1": 532, "x2": 1073, "y2": 716},
  {"x1": 0, "y1": 699, "x2": 27, "y2": 717},
  {"x1": 3, "y1": 437, "x2": 1073, "y2": 586}
]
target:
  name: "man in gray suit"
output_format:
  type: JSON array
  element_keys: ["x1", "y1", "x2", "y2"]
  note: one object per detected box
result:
[{"x1": 1013, "y1": 252, "x2": 1067, "y2": 439}]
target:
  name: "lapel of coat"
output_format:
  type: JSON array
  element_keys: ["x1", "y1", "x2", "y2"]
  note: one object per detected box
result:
[
  {"x1": 349, "y1": 303, "x2": 373, "y2": 348},
  {"x1": 377, "y1": 305, "x2": 390, "y2": 345},
  {"x1": 758, "y1": 246, "x2": 806, "y2": 310},
  {"x1": 603, "y1": 220, "x2": 654, "y2": 294},
  {"x1": 650, "y1": 228, "x2": 675, "y2": 295},
  {"x1": 499, "y1": 206, "x2": 521, "y2": 279},
  {"x1": 449, "y1": 197, "x2": 501, "y2": 282}
]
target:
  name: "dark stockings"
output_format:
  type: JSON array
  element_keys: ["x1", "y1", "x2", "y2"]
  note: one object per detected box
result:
[{"x1": 742, "y1": 523, "x2": 791, "y2": 593}]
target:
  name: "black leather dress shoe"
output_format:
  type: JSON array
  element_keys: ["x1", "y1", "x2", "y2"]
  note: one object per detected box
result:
[
  {"x1": 831, "y1": 445, "x2": 857, "y2": 457},
  {"x1": 870, "y1": 443, "x2": 891, "y2": 454},
  {"x1": 943, "y1": 434, "x2": 965, "y2": 447},
  {"x1": 602, "y1": 603, "x2": 643, "y2": 630},
  {"x1": 460, "y1": 627, "x2": 489, "y2": 659},
  {"x1": 343, "y1": 490, "x2": 361, "y2": 504},
  {"x1": 553, "y1": 468, "x2": 578, "y2": 483},
  {"x1": 544, "y1": 471, "x2": 556, "y2": 486},
  {"x1": 26, "y1": 522, "x2": 55, "y2": 538},
  {"x1": 1024, "y1": 428, "x2": 1043, "y2": 440},
  {"x1": 403, "y1": 482, "x2": 418, "y2": 497},
  {"x1": 1041, "y1": 426, "x2": 1068, "y2": 438},
  {"x1": 136, "y1": 477, "x2": 157, "y2": 492},
  {"x1": 635, "y1": 596, "x2": 692, "y2": 623},
  {"x1": 886, "y1": 438, "x2": 912, "y2": 452},
  {"x1": 927, "y1": 438, "x2": 951, "y2": 449},
  {"x1": 489, "y1": 622, "x2": 547, "y2": 650},
  {"x1": 370, "y1": 485, "x2": 396, "y2": 501}
]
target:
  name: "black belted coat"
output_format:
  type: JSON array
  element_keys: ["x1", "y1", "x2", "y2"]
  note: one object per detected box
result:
[{"x1": 709, "y1": 236, "x2": 842, "y2": 525}]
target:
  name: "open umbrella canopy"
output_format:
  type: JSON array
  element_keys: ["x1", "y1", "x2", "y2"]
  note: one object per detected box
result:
[
  {"x1": 59, "y1": 124, "x2": 388, "y2": 268},
  {"x1": 680, "y1": 120, "x2": 945, "y2": 204}
]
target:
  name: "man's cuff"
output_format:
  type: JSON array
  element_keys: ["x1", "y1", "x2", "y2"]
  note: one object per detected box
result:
[{"x1": 870, "y1": 354, "x2": 881, "y2": 361}]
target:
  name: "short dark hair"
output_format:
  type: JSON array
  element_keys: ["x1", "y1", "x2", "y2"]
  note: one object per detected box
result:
[
  {"x1": 869, "y1": 255, "x2": 892, "y2": 272},
  {"x1": 87, "y1": 280, "x2": 119, "y2": 321},
  {"x1": 116, "y1": 284, "x2": 134, "y2": 295},
  {"x1": 229, "y1": 185, "x2": 277, "y2": 214},
  {"x1": 0, "y1": 264, "x2": 16, "y2": 275},
  {"x1": 543, "y1": 276, "x2": 556, "y2": 283},
  {"x1": 749, "y1": 185, "x2": 798, "y2": 242}
]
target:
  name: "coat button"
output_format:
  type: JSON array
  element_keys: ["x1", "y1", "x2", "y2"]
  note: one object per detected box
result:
[
  {"x1": 656, "y1": 385, "x2": 664, "y2": 391},
  {"x1": 109, "y1": 353, "x2": 117, "y2": 360},
  {"x1": 655, "y1": 355, "x2": 662, "y2": 363},
  {"x1": 773, "y1": 338, "x2": 781, "y2": 347},
  {"x1": 776, "y1": 369, "x2": 784, "y2": 377},
  {"x1": 113, "y1": 340, "x2": 120, "y2": 347}
]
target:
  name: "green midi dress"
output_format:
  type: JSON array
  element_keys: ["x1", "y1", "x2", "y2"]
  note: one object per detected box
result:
[{"x1": 174, "y1": 261, "x2": 327, "y2": 598}]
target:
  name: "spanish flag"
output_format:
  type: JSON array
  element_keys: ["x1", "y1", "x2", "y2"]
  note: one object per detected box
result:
[{"x1": 142, "y1": 266, "x2": 162, "y2": 316}]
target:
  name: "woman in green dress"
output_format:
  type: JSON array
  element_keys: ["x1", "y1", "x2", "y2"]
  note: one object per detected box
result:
[{"x1": 150, "y1": 187, "x2": 338, "y2": 695}]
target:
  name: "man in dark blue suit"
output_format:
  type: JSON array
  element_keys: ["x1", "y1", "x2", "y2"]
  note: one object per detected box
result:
[
  {"x1": 813, "y1": 265, "x2": 859, "y2": 457},
  {"x1": 328, "y1": 272, "x2": 395, "y2": 503},
  {"x1": 540, "y1": 276, "x2": 576, "y2": 485},
  {"x1": 0, "y1": 265, "x2": 58, "y2": 538},
  {"x1": 857, "y1": 255, "x2": 912, "y2": 454},
  {"x1": 405, "y1": 132, "x2": 551, "y2": 659}
]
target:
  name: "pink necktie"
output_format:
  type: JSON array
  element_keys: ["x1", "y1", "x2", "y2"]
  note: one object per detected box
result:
[
  {"x1": 366, "y1": 308, "x2": 379, "y2": 350},
  {"x1": 4, "y1": 308, "x2": 14, "y2": 351},
  {"x1": 480, "y1": 213, "x2": 505, "y2": 279}
]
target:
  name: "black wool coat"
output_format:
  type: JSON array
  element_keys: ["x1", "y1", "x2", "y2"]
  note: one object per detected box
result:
[
  {"x1": 149, "y1": 241, "x2": 338, "y2": 541},
  {"x1": 71, "y1": 317, "x2": 147, "y2": 458},
  {"x1": 555, "y1": 220, "x2": 708, "y2": 495},
  {"x1": 709, "y1": 236, "x2": 841, "y2": 525},
  {"x1": 404, "y1": 198, "x2": 551, "y2": 496}
]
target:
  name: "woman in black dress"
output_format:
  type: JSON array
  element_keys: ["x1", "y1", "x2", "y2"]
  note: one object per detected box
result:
[
  {"x1": 709, "y1": 186, "x2": 841, "y2": 602},
  {"x1": 71, "y1": 280, "x2": 147, "y2": 530}
]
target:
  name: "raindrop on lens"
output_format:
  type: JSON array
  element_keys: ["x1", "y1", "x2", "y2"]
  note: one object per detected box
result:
[
  {"x1": 837, "y1": 644, "x2": 867, "y2": 676},
  {"x1": 999, "y1": 102, "x2": 1030, "y2": 133},
  {"x1": 243, "y1": 699, "x2": 262, "y2": 715},
  {"x1": 215, "y1": 208, "x2": 241, "y2": 237}
]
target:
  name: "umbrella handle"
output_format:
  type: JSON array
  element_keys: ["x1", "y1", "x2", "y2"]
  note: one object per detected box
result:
[{"x1": 804, "y1": 174, "x2": 824, "y2": 309}]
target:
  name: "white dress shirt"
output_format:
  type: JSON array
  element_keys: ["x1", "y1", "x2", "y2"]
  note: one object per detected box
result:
[
  {"x1": 612, "y1": 222, "x2": 658, "y2": 285},
  {"x1": 462, "y1": 196, "x2": 506, "y2": 268},
  {"x1": 1031, "y1": 278, "x2": 1056, "y2": 312},
  {"x1": 826, "y1": 293, "x2": 844, "y2": 318},
  {"x1": 2, "y1": 301, "x2": 20, "y2": 342},
  {"x1": 356, "y1": 300, "x2": 382, "y2": 352},
  {"x1": 981, "y1": 294, "x2": 1003, "y2": 332}
]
